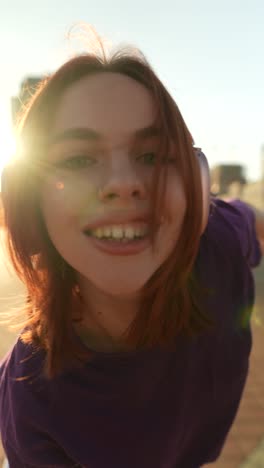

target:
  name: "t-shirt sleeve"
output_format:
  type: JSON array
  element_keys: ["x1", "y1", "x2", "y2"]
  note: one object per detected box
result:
[
  {"x1": 0, "y1": 342, "x2": 77, "y2": 467},
  {"x1": 213, "y1": 198, "x2": 262, "y2": 268}
]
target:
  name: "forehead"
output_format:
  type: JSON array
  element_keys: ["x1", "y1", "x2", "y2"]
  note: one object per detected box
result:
[{"x1": 52, "y1": 72, "x2": 156, "y2": 139}]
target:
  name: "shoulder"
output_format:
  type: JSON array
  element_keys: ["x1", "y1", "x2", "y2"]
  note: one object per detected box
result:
[
  {"x1": 0, "y1": 339, "x2": 75, "y2": 465},
  {"x1": 0, "y1": 336, "x2": 45, "y2": 383},
  {"x1": 0, "y1": 338, "x2": 48, "y2": 456},
  {"x1": 0, "y1": 336, "x2": 46, "y2": 414},
  {"x1": 201, "y1": 197, "x2": 262, "y2": 268}
]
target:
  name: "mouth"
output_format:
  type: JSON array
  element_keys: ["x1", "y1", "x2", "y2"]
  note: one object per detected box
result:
[
  {"x1": 83, "y1": 222, "x2": 149, "y2": 242},
  {"x1": 82, "y1": 222, "x2": 151, "y2": 256}
]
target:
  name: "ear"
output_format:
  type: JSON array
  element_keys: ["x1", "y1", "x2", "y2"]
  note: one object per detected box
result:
[{"x1": 194, "y1": 148, "x2": 211, "y2": 234}]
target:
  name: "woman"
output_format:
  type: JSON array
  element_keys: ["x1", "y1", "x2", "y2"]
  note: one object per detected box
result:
[{"x1": 0, "y1": 36, "x2": 263, "y2": 468}]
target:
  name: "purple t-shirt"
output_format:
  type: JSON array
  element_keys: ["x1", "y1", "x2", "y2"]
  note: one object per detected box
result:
[{"x1": 0, "y1": 199, "x2": 262, "y2": 468}]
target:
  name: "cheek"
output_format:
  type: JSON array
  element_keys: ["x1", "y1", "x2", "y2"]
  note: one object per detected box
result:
[
  {"x1": 164, "y1": 173, "x2": 187, "y2": 224},
  {"x1": 151, "y1": 176, "x2": 186, "y2": 266},
  {"x1": 40, "y1": 173, "x2": 100, "y2": 227}
]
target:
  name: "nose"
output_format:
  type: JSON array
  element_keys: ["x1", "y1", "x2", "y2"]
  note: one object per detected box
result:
[{"x1": 98, "y1": 160, "x2": 147, "y2": 202}]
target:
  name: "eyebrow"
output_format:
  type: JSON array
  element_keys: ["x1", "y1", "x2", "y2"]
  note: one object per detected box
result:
[{"x1": 48, "y1": 125, "x2": 160, "y2": 146}]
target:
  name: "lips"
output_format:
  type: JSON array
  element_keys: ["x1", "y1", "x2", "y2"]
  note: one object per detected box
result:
[
  {"x1": 82, "y1": 212, "x2": 152, "y2": 256},
  {"x1": 85, "y1": 234, "x2": 151, "y2": 256}
]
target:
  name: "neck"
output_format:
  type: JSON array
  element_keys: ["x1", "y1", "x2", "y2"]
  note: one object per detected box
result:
[{"x1": 74, "y1": 278, "x2": 141, "y2": 351}]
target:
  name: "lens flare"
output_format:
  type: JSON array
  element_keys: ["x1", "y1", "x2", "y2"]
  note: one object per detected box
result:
[{"x1": 56, "y1": 181, "x2": 65, "y2": 190}]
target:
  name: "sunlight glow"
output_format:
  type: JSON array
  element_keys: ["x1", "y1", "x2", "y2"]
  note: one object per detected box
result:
[
  {"x1": 0, "y1": 129, "x2": 16, "y2": 167},
  {"x1": 0, "y1": 107, "x2": 17, "y2": 178}
]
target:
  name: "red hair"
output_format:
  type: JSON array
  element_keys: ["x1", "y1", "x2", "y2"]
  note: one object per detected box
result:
[{"x1": 2, "y1": 43, "x2": 214, "y2": 378}]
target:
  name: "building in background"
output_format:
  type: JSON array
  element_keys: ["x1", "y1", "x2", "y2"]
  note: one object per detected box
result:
[
  {"x1": 211, "y1": 146, "x2": 264, "y2": 210},
  {"x1": 210, "y1": 164, "x2": 246, "y2": 197}
]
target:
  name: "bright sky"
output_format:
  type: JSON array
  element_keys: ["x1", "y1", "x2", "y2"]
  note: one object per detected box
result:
[{"x1": 0, "y1": 0, "x2": 263, "y2": 181}]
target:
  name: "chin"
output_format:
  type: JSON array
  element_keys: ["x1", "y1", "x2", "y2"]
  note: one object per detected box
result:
[
  {"x1": 77, "y1": 266, "x2": 157, "y2": 299},
  {"x1": 88, "y1": 271, "x2": 152, "y2": 297},
  {"x1": 98, "y1": 281, "x2": 145, "y2": 298}
]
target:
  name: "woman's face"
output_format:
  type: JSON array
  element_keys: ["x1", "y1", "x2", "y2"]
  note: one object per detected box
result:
[{"x1": 40, "y1": 72, "x2": 187, "y2": 297}]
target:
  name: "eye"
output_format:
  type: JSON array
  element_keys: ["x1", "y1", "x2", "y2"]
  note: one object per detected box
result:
[
  {"x1": 137, "y1": 152, "x2": 176, "y2": 166},
  {"x1": 55, "y1": 154, "x2": 96, "y2": 170},
  {"x1": 137, "y1": 152, "x2": 157, "y2": 165}
]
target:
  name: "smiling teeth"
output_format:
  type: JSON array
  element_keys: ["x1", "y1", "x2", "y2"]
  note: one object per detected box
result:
[{"x1": 91, "y1": 225, "x2": 148, "y2": 240}]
